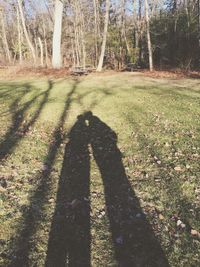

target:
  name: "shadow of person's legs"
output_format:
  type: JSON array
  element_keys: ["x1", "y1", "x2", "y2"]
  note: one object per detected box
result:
[
  {"x1": 45, "y1": 115, "x2": 91, "y2": 267},
  {"x1": 86, "y1": 112, "x2": 169, "y2": 267}
]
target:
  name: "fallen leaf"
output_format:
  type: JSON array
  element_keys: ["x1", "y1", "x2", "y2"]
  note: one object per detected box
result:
[
  {"x1": 159, "y1": 214, "x2": 164, "y2": 220},
  {"x1": 48, "y1": 198, "x2": 54, "y2": 203},
  {"x1": 180, "y1": 223, "x2": 186, "y2": 228},
  {"x1": 177, "y1": 219, "x2": 182, "y2": 226},
  {"x1": 174, "y1": 166, "x2": 182, "y2": 171},
  {"x1": 0, "y1": 186, "x2": 7, "y2": 193},
  {"x1": 191, "y1": 229, "x2": 200, "y2": 237}
]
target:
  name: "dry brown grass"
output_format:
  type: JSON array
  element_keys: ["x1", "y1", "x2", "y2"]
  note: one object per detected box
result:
[{"x1": 1, "y1": 66, "x2": 200, "y2": 81}]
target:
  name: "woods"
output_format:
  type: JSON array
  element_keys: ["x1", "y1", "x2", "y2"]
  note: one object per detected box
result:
[{"x1": 0, "y1": 0, "x2": 199, "y2": 70}]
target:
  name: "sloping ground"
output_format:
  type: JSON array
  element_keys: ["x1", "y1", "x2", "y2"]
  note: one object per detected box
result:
[{"x1": 0, "y1": 73, "x2": 199, "y2": 266}]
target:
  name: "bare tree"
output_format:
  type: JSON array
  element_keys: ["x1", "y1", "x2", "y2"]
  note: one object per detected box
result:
[
  {"x1": 0, "y1": 6, "x2": 11, "y2": 63},
  {"x1": 96, "y1": 0, "x2": 110, "y2": 72},
  {"x1": 17, "y1": 0, "x2": 36, "y2": 64},
  {"x1": 145, "y1": 0, "x2": 153, "y2": 71},
  {"x1": 120, "y1": 0, "x2": 130, "y2": 54},
  {"x1": 73, "y1": 0, "x2": 86, "y2": 68},
  {"x1": 52, "y1": 0, "x2": 64, "y2": 68},
  {"x1": 93, "y1": 0, "x2": 100, "y2": 66},
  {"x1": 198, "y1": 0, "x2": 200, "y2": 47},
  {"x1": 38, "y1": 37, "x2": 44, "y2": 66},
  {"x1": 16, "y1": 4, "x2": 23, "y2": 64}
]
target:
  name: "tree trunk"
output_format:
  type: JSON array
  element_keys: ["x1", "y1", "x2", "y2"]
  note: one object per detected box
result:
[
  {"x1": 144, "y1": 0, "x2": 153, "y2": 71},
  {"x1": 38, "y1": 37, "x2": 44, "y2": 66},
  {"x1": 52, "y1": 0, "x2": 64, "y2": 69},
  {"x1": 17, "y1": 5, "x2": 22, "y2": 64},
  {"x1": 0, "y1": 9, "x2": 11, "y2": 63},
  {"x1": 80, "y1": 19, "x2": 86, "y2": 69},
  {"x1": 198, "y1": 0, "x2": 200, "y2": 48},
  {"x1": 73, "y1": 20, "x2": 80, "y2": 66},
  {"x1": 96, "y1": 0, "x2": 110, "y2": 72},
  {"x1": 75, "y1": 0, "x2": 86, "y2": 69},
  {"x1": 138, "y1": 0, "x2": 142, "y2": 65},
  {"x1": 44, "y1": 38, "x2": 49, "y2": 67},
  {"x1": 93, "y1": 0, "x2": 100, "y2": 66},
  {"x1": 17, "y1": 0, "x2": 36, "y2": 64},
  {"x1": 42, "y1": 19, "x2": 49, "y2": 67},
  {"x1": 120, "y1": 0, "x2": 130, "y2": 55},
  {"x1": 34, "y1": 37, "x2": 38, "y2": 59},
  {"x1": 71, "y1": 35, "x2": 76, "y2": 67}
]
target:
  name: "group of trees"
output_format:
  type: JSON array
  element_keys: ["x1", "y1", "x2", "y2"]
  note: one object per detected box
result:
[{"x1": 0, "y1": 0, "x2": 199, "y2": 71}]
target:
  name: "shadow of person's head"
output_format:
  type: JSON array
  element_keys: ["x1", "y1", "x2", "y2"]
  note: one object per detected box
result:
[
  {"x1": 68, "y1": 114, "x2": 90, "y2": 148},
  {"x1": 83, "y1": 111, "x2": 117, "y2": 145}
]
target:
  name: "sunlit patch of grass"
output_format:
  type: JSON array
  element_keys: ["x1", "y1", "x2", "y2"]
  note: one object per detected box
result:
[{"x1": 0, "y1": 73, "x2": 199, "y2": 266}]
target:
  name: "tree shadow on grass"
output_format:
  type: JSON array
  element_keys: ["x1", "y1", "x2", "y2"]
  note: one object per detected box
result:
[
  {"x1": 7, "y1": 80, "x2": 112, "y2": 267},
  {"x1": 0, "y1": 80, "x2": 53, "y2": 161},
  {"x1": 7, "y1": 80, "x2": 79, "y2": 267},
  {"x1": 85, "y1": 112, "x2": 170, "y2": 267},
  {"x1": 45, "y1": 115, "x2": 90, "y2": 267},
  {"x1": 0, "y1": 82, "x2": 33, "y2": 101}
]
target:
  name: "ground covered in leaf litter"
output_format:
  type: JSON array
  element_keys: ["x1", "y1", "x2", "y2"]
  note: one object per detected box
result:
[{"x1": 0, "y1": 72, "x2": 199, "y2": 266}]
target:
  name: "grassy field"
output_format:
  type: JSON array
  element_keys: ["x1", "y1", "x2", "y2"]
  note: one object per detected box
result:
[{"x1": 0, "y1": 72, "x2": 199, "y2": 267}]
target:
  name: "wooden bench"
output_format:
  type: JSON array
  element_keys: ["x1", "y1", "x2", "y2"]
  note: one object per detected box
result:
[
  {"x1": 71, "y1": 66, "x2": 88, "y2": 76},
  {"x1": 124, "y1": 63, "x2": 141, "y2": 72},
  {"x1": 71, "y1": 65, "x2": 96, "y2": 76},
  {"x1": 85, "y1": 65, "x2": 96, "y2": 73}
]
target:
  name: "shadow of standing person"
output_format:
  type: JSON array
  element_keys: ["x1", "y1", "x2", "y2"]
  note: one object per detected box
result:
[
  {"x1": 45, "y1": 115, "x2": 91, "y2": 267},
  {"x1": 86, "y1": 111, "x2": 169, "y2": 267}
]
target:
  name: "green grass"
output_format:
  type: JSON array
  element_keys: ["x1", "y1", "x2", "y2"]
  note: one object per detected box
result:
[{"x1": 0, "y1": 73, "x2": 199, "y2": 266}]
